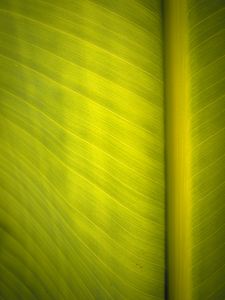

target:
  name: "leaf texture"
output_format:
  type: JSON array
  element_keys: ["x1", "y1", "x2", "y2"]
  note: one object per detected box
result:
[
  {"x1": 0, "y1": 0, "x2": 165, "y2": 299},
  {"x1": 1, "y1": 0, "x2": 225, "y2": 299},
  {"x1": 188, "y1": 0, "x2": 225, "y2": 299}
]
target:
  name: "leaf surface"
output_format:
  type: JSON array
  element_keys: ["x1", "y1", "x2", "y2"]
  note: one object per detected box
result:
[{"x1": 0, "y1": 0, "x2": 165, "y2": 299}]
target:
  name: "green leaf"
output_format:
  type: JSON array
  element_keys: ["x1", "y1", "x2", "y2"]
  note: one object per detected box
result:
[
  {"x1": 0, "y1": 0, "x2": 225, "y2": 300},
  {"x1": 189, "y1": 1, "x2": 225, "y2": 299},
  {"x1": 0, "y1": 0, "x2": 165, "y2": 299},
  {"x1": 164, "y1": 1, "x2": 225, "y2": 299}
]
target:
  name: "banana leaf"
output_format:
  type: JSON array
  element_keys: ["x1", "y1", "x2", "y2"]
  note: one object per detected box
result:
[
  {"x1": 189, "y1": 0, "x2": 225, "y2": 299},
  {"x1": 0, "y1": 0, "x2": 165, "y2": 299},
  {"x1": 0, "y1": 0, "x2": 224, "y2": 299}
]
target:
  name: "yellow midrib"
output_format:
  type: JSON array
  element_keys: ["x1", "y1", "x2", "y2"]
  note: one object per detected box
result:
[{"x1": 164, "y1": 0, "x2": 192, "y2": 299}]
